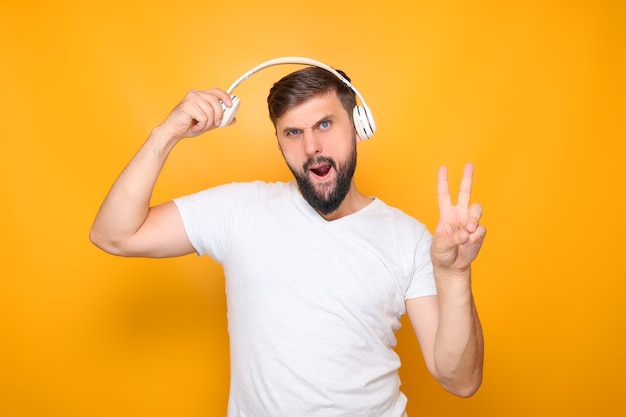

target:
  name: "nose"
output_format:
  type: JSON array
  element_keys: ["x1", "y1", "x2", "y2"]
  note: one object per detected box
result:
[{"x1": 302, "y1": 129, "x2": 322, "y2": 157}]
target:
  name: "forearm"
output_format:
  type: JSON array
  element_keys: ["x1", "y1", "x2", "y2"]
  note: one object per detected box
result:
[
  {"x1": 89, "y1": 126, "x2": 179, "y2": 253},
  {"x1": 433, "y1": 268, "x2": 484, "y2": 397}
]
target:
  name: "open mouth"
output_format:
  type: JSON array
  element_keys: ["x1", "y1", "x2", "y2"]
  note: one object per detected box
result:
[
  {"x1": 310, "y1": 164, "x2": 332, "y2": 177},
  {"x1": 304, "y1": 157, "x2": 336, "y2": 180}
]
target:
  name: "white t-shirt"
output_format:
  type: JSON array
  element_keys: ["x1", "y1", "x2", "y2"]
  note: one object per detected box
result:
[{"x1": 174, "y1": 181, "x2": 436, "y2": 417}]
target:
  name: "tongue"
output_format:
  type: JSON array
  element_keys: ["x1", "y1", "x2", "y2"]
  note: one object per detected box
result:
[{"x1": 312, "y1": 165, "x2": 331, "y2": 176}]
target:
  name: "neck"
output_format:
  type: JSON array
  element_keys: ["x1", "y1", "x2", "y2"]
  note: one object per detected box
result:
[{"x1": 318, "y1": 182, "x2": 372, "y2": 221}]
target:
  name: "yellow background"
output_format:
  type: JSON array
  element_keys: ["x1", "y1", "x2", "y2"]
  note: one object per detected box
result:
[{"x1": 1, "y1": 0, "x2": 624, "y2": 415}]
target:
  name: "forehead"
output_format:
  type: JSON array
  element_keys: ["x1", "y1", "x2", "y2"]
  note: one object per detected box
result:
[{"x1": 275, "y1": 91, "x2": 348, "y2": 129}]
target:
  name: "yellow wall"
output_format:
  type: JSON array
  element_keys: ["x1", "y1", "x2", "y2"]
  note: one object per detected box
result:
[{"x1": 1, "y1": 0, "x2": 624, "y2": 415}]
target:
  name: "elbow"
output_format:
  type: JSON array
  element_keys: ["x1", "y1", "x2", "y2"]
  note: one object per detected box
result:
[
  {"x1": 450, "y1": 378, "x2": 482, "y2": 398},
  {"x1": 89, "y1": 227, "x2": 125, "y2": 256},
  {"x1": 441, "y1": 370, "x2": 483, "y2": 398},
  {"x1": 89, "y1": 227, "x2": 104, "y2": 251}
]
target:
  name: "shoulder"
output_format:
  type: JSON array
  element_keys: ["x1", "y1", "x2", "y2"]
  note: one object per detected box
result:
[
  {"x1": 369, "y1": 198, "x2": 430, "y2": 236},
  {"x1": 176, "y1": 180, "x2": 292, "y2": 202}
]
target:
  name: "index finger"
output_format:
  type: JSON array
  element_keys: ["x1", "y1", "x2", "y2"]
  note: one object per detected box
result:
[
  {"x1": 437, "y1": 165, "x2": 452, "y2": 209},
  {"x1": 195, "y1": 88, "x2": 233, "y2": 114},
  {"x1": 199, "y1": 88, "x2": 232, "y2": 105}
]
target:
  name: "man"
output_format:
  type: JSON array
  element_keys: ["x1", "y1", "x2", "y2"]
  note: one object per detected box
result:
[{"x1": 90, "y1": 65, "x2": 486, "y2": 416}]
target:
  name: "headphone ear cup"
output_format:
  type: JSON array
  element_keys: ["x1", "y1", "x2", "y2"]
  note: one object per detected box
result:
[
  {"x1": 353, "y1": 105, "x2": 376, "y2": 140},
  {"x1": 219, "y1": 96, "x2": 241, "y2": 128}
]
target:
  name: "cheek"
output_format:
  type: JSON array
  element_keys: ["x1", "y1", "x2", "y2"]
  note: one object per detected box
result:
[{"x1": 277, "y1": 142, "x2": 302, "y2": 168}]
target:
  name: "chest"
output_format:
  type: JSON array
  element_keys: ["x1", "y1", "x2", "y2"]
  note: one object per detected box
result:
[{"x1": 222, "y1": 213, "x2": 410, "y2": 338}]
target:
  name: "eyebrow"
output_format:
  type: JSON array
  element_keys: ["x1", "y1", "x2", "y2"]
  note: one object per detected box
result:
[{"x1": 281, "y1": 113, "x2": 336, "y2": 136}]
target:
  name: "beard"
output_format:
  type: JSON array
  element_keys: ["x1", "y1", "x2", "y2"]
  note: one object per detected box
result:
[{"x1": 287, "y1": 144, "x2": 358, "y2": 215}]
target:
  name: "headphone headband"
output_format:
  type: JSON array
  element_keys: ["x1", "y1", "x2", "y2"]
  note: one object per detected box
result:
[
  {"x1": 226, "y1": 56, "x2": 368, "y2": 108},
  {"x1": 220, "y1": 56, "x2": 376, "y2": 139}
]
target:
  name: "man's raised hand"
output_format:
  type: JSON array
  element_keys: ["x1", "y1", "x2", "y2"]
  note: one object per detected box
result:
[
  {"x1": 430, "y1": 163, "x2": 486, "y2": 275},
  {"x1": 159, "y1": 88, "x2": 235, "y2": 140}
]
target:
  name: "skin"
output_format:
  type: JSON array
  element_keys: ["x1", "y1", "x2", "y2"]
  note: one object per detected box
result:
[
  {"x1": 274, "y1": 92, "x2": 370, "y2": 220},
  {"x1": 409, "y1": 163, "x2": 486, "y2": 397},
  {"x1": 90, "y1": 87, "x2": 486, "y2": 397}
]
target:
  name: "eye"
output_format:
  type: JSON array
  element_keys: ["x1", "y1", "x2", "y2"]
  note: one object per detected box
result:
[
  {"x1": 319, "y1": 120, "x2": 331, "y2": 130},
  {"x1": 286, "y1": 128, "x2": 301, "y2": 137}
]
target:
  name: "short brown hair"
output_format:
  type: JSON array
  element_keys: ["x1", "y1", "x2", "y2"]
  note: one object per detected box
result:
[{"x1": 267, "y1": 66, "x2": 356, "y2": 127}]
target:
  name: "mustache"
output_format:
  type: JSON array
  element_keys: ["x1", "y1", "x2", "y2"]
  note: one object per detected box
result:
[{"x1": 302, "y1": 156, "x2": 337, "y2": 172}]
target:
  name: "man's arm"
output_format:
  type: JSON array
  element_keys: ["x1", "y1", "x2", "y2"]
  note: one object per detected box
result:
[
  {"x1": 89, "y1": 89, "x2": 235, "y2": 257},
  {"x1": 407, "y1": 164, "x2": 486, "y2": 397}
]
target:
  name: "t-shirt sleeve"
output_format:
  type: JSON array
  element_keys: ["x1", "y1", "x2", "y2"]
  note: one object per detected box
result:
[
  {"x1": 405, "y1": 226, "x2": 437, "y2": 300},
  {"x1": 172, "y1": 183, "x2": 236, "y2": 261}
]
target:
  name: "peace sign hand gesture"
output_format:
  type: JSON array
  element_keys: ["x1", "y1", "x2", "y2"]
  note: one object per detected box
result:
[{"x1": 430, "y1": 163, "x2": 486, "y2": 277}]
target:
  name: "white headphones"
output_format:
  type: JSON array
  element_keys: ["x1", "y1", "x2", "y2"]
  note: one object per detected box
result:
[{"x1": 219, "y1": 56, "x2": 376, "y2": 140}]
